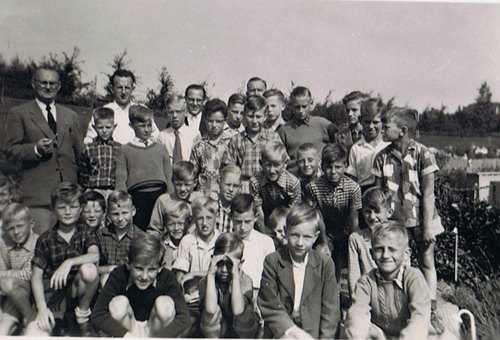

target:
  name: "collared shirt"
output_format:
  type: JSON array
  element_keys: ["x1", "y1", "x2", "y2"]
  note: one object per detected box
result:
[
  {"x1": 290, "y1": 115, "x2": 310, "y2": 129},
  {"x1": 241, "y1": 229, "x2": 275, "y2": 289},
  {"x1": 299, "y1": 170, "x2": 321, "y2": 202},
  {"x1": 216, "y1": 199, "x2": 233, "y2": 233},
  {"x1": 372, "y1": 139, "x2": 439, "y2": 227},
  {"x1": 129, "y1": 136, "x2": 156, "y2": 148},
  {"x1": 35, "y1": 98, "x2": 57, "y2": 123},
  {"x1": 172, "y1": 229, "x2": 221, "y2": 273},
  {"x1": 265, "y1": 117, "x2": 285, "y2": 132},
  {"x1": 190, "y1": 131, "x2": 232, "y2": 195},
  {"x1": 96, "y1": 223, "x2": 145, "y2": 266},
  {"x1": 32, "y1": 223, "x2": 97, "y2": 280},
  {"x1": 347, "y1": 138, "x2": 390, "y2": 187},
  {"x1": 185, "y1": 113, "x2": 202, "y2": 133},
  {"x1": 290, "y1": 252, "x2": 309, "y2": 315},
  {"x1": 158, "y1": 124, "x2": 201, "y2": 163},
  {"x1": 306, "y1": 175, "x2": 362, "y2": 240},
  {"x1": 223, "y1": 122, "x2": 245, "y2": 138},
  {"x1": 348, "y1": 229, "x2": 377, "y2": 294},
  {"x1": 79, "y1": 136, "x2": 121, "y2": 189},
  {"x1": 249, "y1": 169, "x2": 301, "y2": 221},
  {"x1": 163, "y1": 235, "x2": 180, "y2": 270},
  {"x1": 83, "y1": 101, "x2": 160, "y2": 145},
  {"x1": 0, "y1": 232, "x2": 38, "y2": 281},
  {"x1": 345, "y1": 265, "x2": 431, "y2": 339},
  {"x1": 221, "y1": 129, "x2": 282, "y2": 179}
]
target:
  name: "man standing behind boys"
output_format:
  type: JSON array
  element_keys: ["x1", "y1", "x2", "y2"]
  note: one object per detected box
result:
[
  {"x1": 258, "y1": 204, "x2": 339, "y2": 339},
  {"x1": 6, "y1": 67, "x2": 83, "y2": 234},
  {"x1": 185, "y1": 84, "x2": 206, "y2": 135},
  {"x1": 373, "y1": 107, "x2": 444, "y2": 333},
  {"x1": 84, "y1": 69, "x2": 159, "y2": 144},
  {"x1": 158, "y1": 94, "x2": 201, "y2": 164},
  {"x1": 246, "y1": 77, "x2": 267, "y2": 97},
  {"x1": 278, "y1": 86, "x2": 335, "y2": 176},
  {"x1": 79, "y1": 107, "x2": 121, "y2": 200}
]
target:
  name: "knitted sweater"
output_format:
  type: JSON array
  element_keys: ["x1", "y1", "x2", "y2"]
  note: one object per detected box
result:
[{"x1": 115, "y1": 142, "x2": 173, "y2": 193}]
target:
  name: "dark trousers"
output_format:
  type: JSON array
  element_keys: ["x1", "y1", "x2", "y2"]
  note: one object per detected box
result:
[{"x1": 129, "y1": 185, "x2": 166, "y2": 231}]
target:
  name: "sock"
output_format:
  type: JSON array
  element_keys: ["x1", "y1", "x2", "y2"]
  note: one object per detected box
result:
[
  {"x1": 75, "y1": 306, "x2": 91, "y2": 324},
  {"x1": 431, "y1": 299, "x2": 437, "y2": 312}
]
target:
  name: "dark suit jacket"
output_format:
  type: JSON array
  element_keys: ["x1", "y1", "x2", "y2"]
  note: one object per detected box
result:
[
  {"x1": 258, "y1": 248, "x2": 340, "y2": 339},
  {"x1": 6, "y1": 100, "x2": 83, "y2": 206}
]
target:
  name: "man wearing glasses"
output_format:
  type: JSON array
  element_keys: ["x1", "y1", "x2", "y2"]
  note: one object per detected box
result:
[
  {"x1": 184, "y1": 84, "x2": 207, "y2": 135},
  {"x1": 5, "y1": 67, "x2": 83, "y2": 234}
]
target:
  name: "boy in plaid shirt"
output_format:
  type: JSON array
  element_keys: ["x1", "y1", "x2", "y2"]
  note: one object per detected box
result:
[
  {"x1": 373, "y1": 107, "x2": 444, "y2": 333},
  {"x1": 94, "y1": 190, "x2": 144, "y2": 286},
  {"x1": 0, "y1": 204, "x2": 38, "y2": 334},
  {"x1": 79, "y1": 107, "x2": 121, "y2": 200},
  {"x1": 25, "y1": 182, "x2": 99, "y2": 336}
]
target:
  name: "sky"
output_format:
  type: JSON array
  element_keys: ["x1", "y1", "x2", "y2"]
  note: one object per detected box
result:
[{"x1": 1, "y1": 0, "x2": 500, "y2": 112}]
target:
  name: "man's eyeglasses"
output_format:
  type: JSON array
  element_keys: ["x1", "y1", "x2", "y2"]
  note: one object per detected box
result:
[{"x1": 35, "y1": 80, "x2": 61, "y2": 88}]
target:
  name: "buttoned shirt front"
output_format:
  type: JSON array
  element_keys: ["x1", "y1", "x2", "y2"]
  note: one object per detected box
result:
[
  {"x1": 79, "y1": 136, "x2": 121, "y2": 189},
  {"x1": 347, "y1": 138, "x2": 390, "y2": 187},
  {"x1": 172, "y1": 229, "x2": 221, "y2": 273},
  {"x1": 216, "y1": 200, "x2": 233, "y2": 233},
  {"x1": 158, "y1": 124, "x2": 201, "y2": 163},
  {"x1": 241, "y1": 229, "x2": 275, "y2": 289},
  {"x1": 96, "y1": 223, "x2": 144, "y2": 266},
  {"x1": 35, "y1": 98, "x2": 57, "y2": 123},
  {"x1": 291, "y1": 252, "x2": 308, "y2": 315}
]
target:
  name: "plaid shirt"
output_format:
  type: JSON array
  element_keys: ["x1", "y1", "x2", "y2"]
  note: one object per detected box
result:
[
  {"x1": 0, "y1": 232, "x2": 38, "y2": 281},
  {"x1": 79, "y1": 136, "x2": 121, "y2": 189},
  {"x1": 290, "y1": 114, "x2": 311, "y2": 129},
  {"x1": 95, "y1": 223, "x2": 145, "y2": 266},
  {"x1": 372, "y1": 139, "x2": 439, "y2": 227},
  {"x1": 250, "y1": 169, "x2": 301, "y2": 221},
  {"x1": 190, "y1": 131, "x2": 232, "y2": 195},
  {"x1": 32, "y1": 223, "x2": 98, "y2": 280},
  {"x1": 306, "y1": 175, "x2": 362, "y2": 240},
  {"x1": 221, "y1": 129, "x2": 282, "y2": 180},
  {"x1": 216, "y1": 200, "x2": 233, "y2": 233}
]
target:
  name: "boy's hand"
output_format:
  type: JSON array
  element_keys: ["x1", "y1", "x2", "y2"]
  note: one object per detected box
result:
[
  {"x1": 422, "y1": 229, "x2": 436, "y2": 245},
  {"x1": 50, "y1": 260, "x2": 73, "y2": 290},
  {"x1": 208, "y1": 255, "x2": 226, "y2": 276},
  {"x1": 282, "y1": 326, "x2": 314, "y2": 339},
  {"x1": 225, "y1": 254, "x2": 241, "y2": 276},
  {"x1": 36, "y1": 308, "x2": 55, "y2": 333}
]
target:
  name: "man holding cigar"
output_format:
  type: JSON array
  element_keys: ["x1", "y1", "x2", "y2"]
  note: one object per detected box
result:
[{"x1": 6, "y1": 67, "x2": 83, "y2": 234}]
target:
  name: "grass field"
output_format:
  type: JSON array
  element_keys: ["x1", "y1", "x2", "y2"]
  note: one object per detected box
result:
[{"x1": 418, "y1": 134, "x2": 500, "y2": 155}]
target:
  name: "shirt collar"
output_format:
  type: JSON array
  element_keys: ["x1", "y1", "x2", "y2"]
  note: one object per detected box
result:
[
  {"x1": 35, "y1": 98, "x2": 55, "y2": 112},
  {"x1": 291, "y1": 115, "x2": 310, "y2": 128},
  {"x1": 131, "y1": 136, "x2": 155, "y2": 147},
  {"x1": 103, "y1": 223, "x2": 135, "y2": 240},
  {"x1": 194, "y1": 229, "x2": 220, "y2": 249},
  {"x1": 290, "y1": 251, "x2": 309, "y2": 267},
  {"x1": 6, "y1": 232, "x2": 35, "y2": 251},
  {"x1": 93, "y1": 136, "x2": 116, "y2": 145},
  {"x1": 261, "y1": 170, "x2": 288, "y2": 189},
  {"x1": 163, "y1": 235, "x2": 178, "y2": 249},
  {"x1": 375, "y1": 265, "x2": 406, "y2": 289}
]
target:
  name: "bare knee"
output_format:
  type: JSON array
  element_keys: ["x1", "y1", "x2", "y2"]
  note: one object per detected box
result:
[
  {"x1": 154, "y1": 296, "x2": 175, "y2": 321},
  {"x1": 109, "y1": 295, "x2": 131, "y2": 320},
  {"x1": 417, "y1": 244, "x2": 436, "y2": 271},
  {"x1": 78, "y1": 263, "x2": 98, "y2": 283},
  {"x1": 1, "y1": 278, "x2": 18, "y2": 295}
]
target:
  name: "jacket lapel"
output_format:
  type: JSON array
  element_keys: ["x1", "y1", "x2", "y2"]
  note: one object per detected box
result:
[
  {"x1": 29, "y1": 101, "x2": 54, "y2": 138},
  {"x1": 300, "y1": 251, "x2": 321, "y2": 304},
  {"x1": 55, "y1": 104, "x2": 67, "y2": 149},
  {"x1": 277, "y1": 250, "x2": 295, "y2": 300}
]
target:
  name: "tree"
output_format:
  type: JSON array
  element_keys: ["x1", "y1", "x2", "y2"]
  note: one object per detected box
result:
[
  {"x1": 144, "y1": 67, "x2": 175, "y2": 111},
  {"x1": 475, "y1": 82, "x2": 492, "y2": 104}
]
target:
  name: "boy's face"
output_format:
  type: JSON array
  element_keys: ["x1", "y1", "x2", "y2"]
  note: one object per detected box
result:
[
  {"x1": 266, "y1": 95, "x2": 284, "y2": 124},
  {"x1": 346, "y1": 99, "x2": 362, "y2": 125},
  {"x1": 219, "y1": 173, "x2": 241, "y2": 204},
  {"x1": 362, "y1": 205, "x2": 392, "y2": 231},
  {"x1": 244, "y1": 108, "x2": 266, "y2": 135},
  {"x1": 351, "y1": 123, "x2": 363, "y2": 144},
  {"x1": 371, "y1": 234, "x2": 408, "y2": 280},
  {"x1": 361, "y1": 114, "x2": 382, "y2": 142},
  {"x1": 165, "y1": 214, "x2": 188, "y2": 242},
  {"x1": 81, "y1": 201, "x2": 105, "y2": 228},
  {"x1": 205, "y1": 111, "x2": 225, "y2": 139},
  {"x1": 287, "y1": 222, "x2": 319, "y2": 261},
  {"x1": 246, "y1": 80, "x2": 266, "y2": 97},
  {"x1": 108, "y1": 201, "x2": 136, "y2": 231},
  {"x1": 167, "y1": 102, "x2": 187, "y2": 130},
  {"x1": 291, "y1": 95, "x2": 312, "y2": 121},
  {"x1": 232, "y1": 209, "x2": 255, "y2": 241},
  {"x1": 130, "y1": 118, "x2": 153, "y2": 141},
  {"x1": 227, "y1": 103, "x2": 244, "y2": 128},
  {"x1": 273, "y1": 217, "x2": 287, "y2": 246},
  {"x1": 54, "y1": 198, "x2": 82, "y2": 227},
  {"x1": 4, "y1": 213, "x2": 33, "y2": 245},
  {"x1": 173, "y1": 179, "x2": 195, "y2": 201},
  {"x1": 382, "y1": 119, "x2": 401, "y2": 142},
  {"x1": 128, "y1": 260, "x2": 161, "y2": 290},
  {"x1": 93, "y1": 118, "x2": 116, "y2": 142},
  {"x1": 323, "y1": 160, "x2": 347, "y2": 185},
  {"x1": 194, "y1": 208, "x2": 216, "y2": 240},
  {"x1": 261, "y1": 154, "x2": 285, "y2": 182},
  {"x1": 112, "y1": 76, "x2": 134, "y2": 107},
  {"x1": 296, "y1": 149, "x2": 319, "y2": 178},
  {"x1": 186, "y1": 89, "x2": 205, "y2": 116},
  {"x1": 215, "y1": 252, "x2": 240, "y2": 283}
]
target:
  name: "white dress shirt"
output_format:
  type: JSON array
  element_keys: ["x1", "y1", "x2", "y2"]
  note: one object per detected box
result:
[{"x1": 157, "y1": 124, "x2": 201, "y2": 162}]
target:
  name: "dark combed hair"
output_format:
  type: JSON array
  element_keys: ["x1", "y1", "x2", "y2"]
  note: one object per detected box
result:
[
  {"x1": 286, "y1": 203, "x2": 319, "y2": 232},
  {"x1": 185, "y1": 84, "x2": 206, "y2": 99},
  {"x1": 128, "y1": 232, "x2": 165, "y2": 266},
  {"x1": 51, "y1": 182, "x2": 84, "y2": 207},
  {"x1": 82, "y1": 190, "x2": 106, "y2": 211},
  {"x1": 109, "y1": 69, "x2": 136, "y2": 85},
  {"x1": 93, "y1": 107, "x2": 115, "y2": 122},
  {"x1": 290, "y1": 86, "x2": 312, "y2": 99},
  {"x1": 322, "y1": 143, "x2": 348, "y2": 165},
  {"x1": 362, "y1": 187, "x2": 393, "y2": 210},
  {"x1": 342, "y1": 91, "x2": 370, "y2": 105},
  {"x1": 203, "y1": 98, "x2": 228, "y2": 119},
  {"x1": 213, "y1": 232, "x2": 244, "y2": 259},
  {"x1": 247, "y1": 77, "x2": 267, "y2": 89},
  {"x1": 245, "y1": 95, "x2": 267, "y2": 113},
  {"x1": 263, "y1": 89, "x2": 285, "y2": 103},
  {"x1": 128, "y1": 105, "x2": 153, "y2": 123},
  {"x1": 230, "y1": 193, "x2": 254, "y2": 215},
  {"x1": 172, "y1": 161, "x2": 197, "y2": 182},
  {"x1": 228, "y1": 93, "x2": 246, "y2": 106}
]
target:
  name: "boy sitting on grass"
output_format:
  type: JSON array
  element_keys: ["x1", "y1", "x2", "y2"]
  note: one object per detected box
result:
[
  {"x1": 345, "y1": 222, "x2": 431, "y2": 339},
  {"x1": 91, "y1": 233, "x2": 190, "y2": 337},
  {"x1": 0, "y1": 204, "x2": 38, "y2": 334},
  {"x1": 199, "y1": 233, "x2": 259, "y2": 338}
]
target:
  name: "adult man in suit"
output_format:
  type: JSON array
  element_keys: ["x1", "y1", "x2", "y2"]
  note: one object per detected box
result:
[{"x1": 6, "y1": 67, "x2": 83, "y2": 234}]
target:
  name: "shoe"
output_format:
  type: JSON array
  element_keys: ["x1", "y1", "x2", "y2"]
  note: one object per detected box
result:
[
  {"x1": 431, "y1": 310, "x2": 445, "y2": 335},
  {"x1": 79, "y1": 321, "x2": 95, "y2": 337}
]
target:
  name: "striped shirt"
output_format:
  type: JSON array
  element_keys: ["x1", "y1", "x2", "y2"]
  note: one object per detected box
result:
[
  {"x1": 190, "y1": 131, "x2": 232, "y2": 195},
  {"x1": 216, "y1": 200, "x2": 233, "y2": 233},
  {"x1": 0, "y1": 232, "x2": 38, "y2": 281},
  {"x1": 306, "y1": 175, "x2": 362, "y2": 240},
  {"x1": 79, "y1": 137, "x2": 121, "y2": 189},
  {"x1": 221, "y1": 129, "x2": 282, "y2": 180},
  {"x1": 95, "y1": 224, "x2": 145, "y2": 266},
  {"x1": 372, "y1": 139, "x2": 439, "y2": 227}
]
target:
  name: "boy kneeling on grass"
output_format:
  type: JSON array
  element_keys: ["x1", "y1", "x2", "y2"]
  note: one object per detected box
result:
[{"x1": 91, "y1": 232, "x2": 190, "y2": 337}]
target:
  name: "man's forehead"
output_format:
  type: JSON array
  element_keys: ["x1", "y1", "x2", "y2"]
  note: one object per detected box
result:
[
  {"x1": 113, "y1": 76, "x2": 134, "y2": 86},
  {"x1": 35, "y1": 69, "x2": 59, "y2": 81},
  {"x1": 167, "y1": 101, "x2": 186, "y2": 112}
]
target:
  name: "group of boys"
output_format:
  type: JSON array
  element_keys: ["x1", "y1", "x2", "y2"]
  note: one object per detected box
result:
[{"x1": 0, "y1": 67, "x2": 446, "y2": 338}]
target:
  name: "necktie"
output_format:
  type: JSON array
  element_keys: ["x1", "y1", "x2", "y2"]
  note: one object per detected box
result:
[
  {"x1": 173, "y1": 129, "x2": 183, "y2": 164},
  {"x1": 140, "y1": 139, "x2": 149, "y2": 147},
  {"x1": 46, "y1": 104, "x2": 57, "y2": 134}
]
